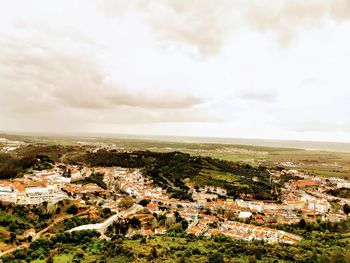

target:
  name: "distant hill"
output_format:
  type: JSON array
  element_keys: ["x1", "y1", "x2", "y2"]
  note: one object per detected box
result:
[{"x1": 2, "y1": 131, "x2": 349, "y2": 152}]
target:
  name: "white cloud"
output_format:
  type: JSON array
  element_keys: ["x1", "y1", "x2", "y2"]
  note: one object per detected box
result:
[{"x1": 0, "y1": 0, "x2": 350, "y2": 141}]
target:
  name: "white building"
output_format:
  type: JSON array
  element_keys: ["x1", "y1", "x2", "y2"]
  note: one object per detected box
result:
[{"x1": 238, "y1": 211, "x2": 252, "y2": 220}]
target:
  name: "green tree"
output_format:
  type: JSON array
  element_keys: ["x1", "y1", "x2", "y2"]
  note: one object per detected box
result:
[
  {"x1": 149, "y1": 247, "x2": 158, "y2": 260},
  {"x1": 10, "y1": 232, "x2": 16, "y2": 243},
  {"x1": 66, "y1": 204, "x2": 78, "y2": 215},
  {"x1": 298, "y1": 218, "x2": 306, "y2": 228},
  {"x1": 139, "y1": 199, "x2": 150, "y2": 207},
  {"x1": 208, "y1": 252, "x2": 224, "y2": 263},
  {"x1": 119, "y1": 198, "x2": 134, "y2": 209}
]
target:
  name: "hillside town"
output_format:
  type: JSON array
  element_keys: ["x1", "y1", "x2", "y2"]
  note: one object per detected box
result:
[{"x1": 1, "y1": 159, "x2": 349, "y2": 247}]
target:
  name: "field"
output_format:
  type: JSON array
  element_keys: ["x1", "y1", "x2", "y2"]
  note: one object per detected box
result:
[
  {"x1": 192, "y1": 169, "x2": 242, "y2": 188},
  {"x1": 2, "y1": 132, "x2": 350, "y2": 180}
]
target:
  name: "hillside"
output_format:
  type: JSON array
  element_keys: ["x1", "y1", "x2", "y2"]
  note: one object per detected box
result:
[{"x1": 69, "y1": 150, "x2": 278, "y2": 201}]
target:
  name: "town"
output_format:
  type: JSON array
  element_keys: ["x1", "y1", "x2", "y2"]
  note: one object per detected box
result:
[{"x1": 1, "y1": 157, "x2": 349, "y2": 250}]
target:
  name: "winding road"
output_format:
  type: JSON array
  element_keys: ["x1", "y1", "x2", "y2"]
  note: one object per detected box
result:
[{"x1": 69, "y1": 204, "x2": 143, "y2": 236}]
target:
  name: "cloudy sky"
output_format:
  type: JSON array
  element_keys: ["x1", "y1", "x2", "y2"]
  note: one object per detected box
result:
[{"x1": 0, "y1": 0, "x2": 350, "y2": 142}]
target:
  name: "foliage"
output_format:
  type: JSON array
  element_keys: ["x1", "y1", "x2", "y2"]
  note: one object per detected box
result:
[
  {"x1": 207, "y1": 252, "x2": 225, "y2": 263},
  {"x1": 327, "y1": 188, "x2": 350, "y2": 198},
  {"x1": 72, "y1": 150, "x2": 277, "y2": 201},
  {"x1": 66, "y1": 204, "x2": 78, "y2": 215},
  {"x1": 0, "y1": 202, "x2": 57, "y2": 233},
  {"x1": 73, "y1": 172, "x2": 107, "y2": 189},
  {"x1": 139, "y1": 199, "x2": 150, "y2": 207},
  {"x1": 62, "y1": 216, "x2": 100, "y2": 230},
  {"x1": 0, "y1": 145, "x2": 73, "y2": 179},
  {"x1": 119, "y1": 198, "x2": 134, "y2": 209},
  {"x1": 5, "y1": 230, "x2": 349, "y2": 263},
  {"x1": 344, "y1": 204, "x2": 350, "y2": 215}
]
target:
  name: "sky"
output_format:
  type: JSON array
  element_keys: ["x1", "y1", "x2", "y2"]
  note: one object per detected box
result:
[{"x1": 0, "y1": 0, "x2": 350, "y2": 142}]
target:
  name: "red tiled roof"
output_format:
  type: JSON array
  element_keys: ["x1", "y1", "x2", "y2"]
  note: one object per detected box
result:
[{"x1": 144, "y1": 229, "x2": 154, "y2": 236}]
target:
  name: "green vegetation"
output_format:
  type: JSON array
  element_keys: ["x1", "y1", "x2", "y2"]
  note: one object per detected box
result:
[
  {"x1": 3, "y1": 227, "x2": 350, "y2": 263},
  {"x1": 272, "y1": 218, "x2": 350, "y2": 238},
  {"x1": 0, "y1": 230, "x2": 101, "y2": 262},
  {"x1": 0, "y1": 203, "x2": 52, "y2": 235},
  {"x1": 72, "y1": 172, "x2": 107, "y2": 189},
  {"x1": 327, "y1": 188, "x2": 350, "y2": 198},
  {"x1": 72, "y1": 150, "x2": 277, "y2": 201},
  {"x1": 0, "y1": 145, "x2": 75, "y2": 179},
  {"x1": 0, "y1": 199, "x2": 93, "y2": 249},
  {"x1": 60, "y1": 216, "x2": 100, "y2": 231},
  {"x1": 2, "y1": 133, "x2": 350, "y2": 181},
  {"x1": 119, "y1": 198, "x2": 134, "y2": 209},
  {"x1": 66, "y1": 204, "x2": 79, "y2": 215},
  {"x1": 1, "y1": 136, "x2": 350, "y2": 262},
  {"x1": 139, "y1": 199, "x2": 150, "y2": 207},
  {"x1": 0, "y1": 152, "x2": 37, "y2": 179}
]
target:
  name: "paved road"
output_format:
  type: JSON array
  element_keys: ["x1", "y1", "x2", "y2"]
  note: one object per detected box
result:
[
  {"x1": 0, "y1": 205, "x2": 141, "y2": 257},
  {"x1": 69, "y1": 204, "x2": 143, "y2": 235}
]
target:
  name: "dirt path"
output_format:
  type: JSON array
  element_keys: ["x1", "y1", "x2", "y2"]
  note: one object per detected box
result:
[
  {"x1": 0, "y1": 208, "x2": 91, "y2": 258},
  {"x1": 0, "y1": 244, "x2": 27, "y2": 258}
]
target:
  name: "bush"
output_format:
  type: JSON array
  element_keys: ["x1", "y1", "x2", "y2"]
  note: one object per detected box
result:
[
  {"x1": 139, "y1": 199, "x2": 150, "y2": 207},
  {"x1": 66, "y1": 205, "x2": 78, "y2": 215},
  {"x1": 207, "y1": 252, "x2": 224, "y2": 263},
  {"x1": 119, "y1": 198, "x2": 134, "y2": 209}
]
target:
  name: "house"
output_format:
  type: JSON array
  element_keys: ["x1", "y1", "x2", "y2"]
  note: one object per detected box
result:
[
  {"x1": 242, "y1": 233, "x2": 253, "y2": 241},
  {"x1": 307, "y1": 200, "x2": 331, "y2": 214},
  {"x1": 238, "y1": 211, "x2": 252, "y2": 220},
  {"x1": 147, "y1": 203, "x2": 160, "y2": 214},
  {"x1": 186, "y1": 226, "x2": 203, "y2": 236},
  {"x1": 0, "y1": 180, "x2": 67, "y2": 205},
  {"x1": 102, "y1": 201, "x2": 120, "y2": 212},
  {"x1": 291, "y1": 180, "x2": 320, "y2": 188},
  {"x1": 154, "y1": 228, "x2": 167, "y2": 235},
  {"x1": 204, "y1": 229, "x2": 222, "y2": 237},
  {"x1": 143, "y1": 229, "x2": 154, "y2": 237},
  {"x1": 337, "y1": 181, "x2": 350, "y2": 189}
]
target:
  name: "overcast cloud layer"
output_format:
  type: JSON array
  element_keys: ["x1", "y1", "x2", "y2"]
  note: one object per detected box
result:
[{"x1": 0, "y1": 0, "x2": 350, "y2": 142}]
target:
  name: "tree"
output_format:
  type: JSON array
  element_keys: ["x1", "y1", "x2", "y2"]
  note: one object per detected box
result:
[
  {"x1": 149, "y1": 247, "x2": 158, "y2": 260},
  {"x1": 10, "y1": 232, "x2": 16, "y2": 243},
  {"x1": 129, "y1": 217, "x2": 141, "y2": 229},
  {"x1": 208, "y1": 252, "x2": 224, "y2": 263},
  {"x1": 178, "y1": 254, "x2": 186, "y2": 263},
  {"x1": 29, "y1": 238, "x2": 51, "y2": 251},
  {"x1": 181, "y1": 220, "x2": 188, "y2": 230},
  {"x1": 66, "y1": 204, "x2": 78, "y2": 215},
  {"x1": 139, "y1": 199, "x2": 150, "y2": 207},
  {"x1": 119, "y1": 198, "x2": 134, "y2": 209},
  {"x1": 298, "y1": 218, "x2": 306, "y2": 229}
]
